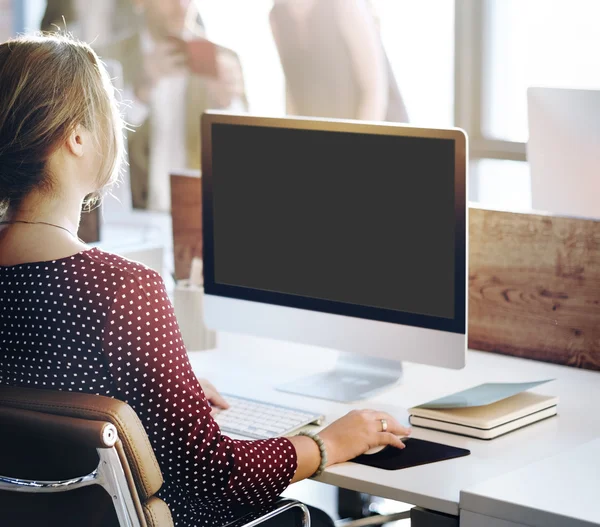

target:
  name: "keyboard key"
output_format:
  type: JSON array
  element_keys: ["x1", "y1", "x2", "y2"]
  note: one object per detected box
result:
[{"x1": 213, "y1": 394, "x2": 324, "y2": 439}]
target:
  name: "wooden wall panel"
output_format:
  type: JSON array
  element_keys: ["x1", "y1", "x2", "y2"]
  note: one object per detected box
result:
[
  {"x1": 170, "y1": 171, "x2": 202, "y2": 280},
  {"x1": 468, "y1": 207, "x2": 600, "y2": 371},
  {"x1": 167, "y1": 187, "x2": 600, "y2": 371}
]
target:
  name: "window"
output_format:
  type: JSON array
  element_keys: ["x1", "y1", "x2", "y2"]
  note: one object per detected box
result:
[
  {"x1": 374, "y1": 0, "x2": 455, "y2": 126},
  {"x1": 484, "y1": 0, "x2": 600, "y2": 143},
  {"x1": 457, "y1": 0, "x2": 600, "y2": 209},
  {"x1": 21, "y1": 0, "x2": 45, "y2": 33},
  {"x1": 200, "y1": 0, "x2": 285, "y2": 115},
  {"x1": 200, "y1": 0, "x2": 455, "y2": 125},
  {"x1": 14, "y1": 0, "x2": 594, "y2": 213},
  {"x1": 473, "y1": 159, "x2": 531, "y2": 210}
]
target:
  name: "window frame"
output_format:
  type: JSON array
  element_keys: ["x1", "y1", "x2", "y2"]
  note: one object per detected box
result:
[{"x1": 454, "y1": 0, "x2": 527, "y2": 163}]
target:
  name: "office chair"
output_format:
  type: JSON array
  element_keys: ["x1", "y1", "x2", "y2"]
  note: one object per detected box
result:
[
  {"x1": 0, "y1": 386, "x2": 310, "y2": 527},
  {"x1": 336, "y1": 489, "x2": 410, "y2": 526}
]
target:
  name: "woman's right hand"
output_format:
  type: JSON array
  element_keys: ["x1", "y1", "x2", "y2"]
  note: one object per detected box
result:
[{"x1": 319, "y1": 410, "x2": 411, "y2": 466}]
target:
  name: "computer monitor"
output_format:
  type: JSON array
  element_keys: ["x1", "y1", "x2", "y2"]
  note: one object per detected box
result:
[
  {"x1": 527, "y1": 87, "x2": 600, "y2": 220},
  {"x1": 201, "y1": 112, "x2": 467, "y2": 402}
]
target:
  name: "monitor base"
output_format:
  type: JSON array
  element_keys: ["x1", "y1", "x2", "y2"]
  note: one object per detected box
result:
[{"x1": 277, "y1": 353, "x2": 403, "y2": 403}]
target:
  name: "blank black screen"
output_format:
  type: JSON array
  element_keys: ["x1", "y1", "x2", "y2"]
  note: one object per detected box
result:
[{"x1": 211, "y1": 123, "x2": 455, "y2": 319}]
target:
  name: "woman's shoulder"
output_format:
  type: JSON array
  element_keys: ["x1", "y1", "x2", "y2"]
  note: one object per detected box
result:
[
  {"x1": 82, "y1": 247, "x2": 161, "y2": 280},
  {"x1": 78, "y1": 248, "x2": 168, "y2": 310},
  {"x1": 84, "y1": 249, "x2": 171, "y2": 324},
  {"x1": 75, "y1": 247, "x2": 163, "y2": 295}
]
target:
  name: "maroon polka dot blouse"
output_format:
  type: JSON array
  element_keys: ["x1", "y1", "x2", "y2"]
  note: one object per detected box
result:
[{"x1": 0, "y1": 247, "x2": 297, "y2": 526}]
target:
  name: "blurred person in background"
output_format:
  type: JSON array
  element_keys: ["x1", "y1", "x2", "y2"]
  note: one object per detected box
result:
[
  {"x1": 270, "y1": 0, "x2": 408, "y2": 123},
  {"x1": 98, "y1": 0, "x2": 248, "y2": 211},
  {"x1": 41, "y1": 0, "x2": 115, "y2": 46}
]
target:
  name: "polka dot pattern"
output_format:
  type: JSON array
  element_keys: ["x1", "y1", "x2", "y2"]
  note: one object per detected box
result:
[{"x1": 0, "y1": 247, "x2": 297, "y2": 526}]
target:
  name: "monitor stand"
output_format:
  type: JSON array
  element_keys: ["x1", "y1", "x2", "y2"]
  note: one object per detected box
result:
[{"x1": 277, "y1": 353, "x2": 403, "y2": 403}]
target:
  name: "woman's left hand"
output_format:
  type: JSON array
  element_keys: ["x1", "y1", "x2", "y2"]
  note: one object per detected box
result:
[{"x1": 197, "y1": 377, "x2": 230, "y2": 412}]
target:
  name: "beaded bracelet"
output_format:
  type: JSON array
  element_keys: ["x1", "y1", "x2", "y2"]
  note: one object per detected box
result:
[{"x1": 296, "y1": 431, "x2": 328, "y2": 477}]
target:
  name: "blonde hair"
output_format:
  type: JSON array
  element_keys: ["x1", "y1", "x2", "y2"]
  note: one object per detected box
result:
[{"x1": 0, "y1": 33, "x2": 124, "y2": 217}]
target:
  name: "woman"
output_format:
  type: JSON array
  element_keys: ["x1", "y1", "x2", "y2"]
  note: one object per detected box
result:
[
  {"x1": 0, "y1": 34, "x2": 410, "y2": 527},
  {"x1": 270, "y1": 0, "x2": 409, "y2": 122}
]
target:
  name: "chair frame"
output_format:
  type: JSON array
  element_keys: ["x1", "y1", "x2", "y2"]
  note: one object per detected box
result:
[
  {"x1": 0, "y1": 423, "x2": 143, "y2": 527},
  {"x1": 0, "y1": 425, "x2": 311, "y2": 527},
  {"x1": 0, "y1": 389, "x2": 311, "y2": 527},
  {"x1": 225, "y1": 499, "x2": 311, "y2": 527}
]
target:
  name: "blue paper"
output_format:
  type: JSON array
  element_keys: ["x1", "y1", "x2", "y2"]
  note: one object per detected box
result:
[{"x1": 416, "y1": 380, "x2": 555, "y2": 409}]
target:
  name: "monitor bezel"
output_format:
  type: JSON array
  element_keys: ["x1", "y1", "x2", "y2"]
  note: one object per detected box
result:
[{"x1": 201, "y1": 112, "x2": 467, "y2": 335}]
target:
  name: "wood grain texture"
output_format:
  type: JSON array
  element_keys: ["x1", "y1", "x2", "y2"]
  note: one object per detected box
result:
[
  {"x1": 468, "y1": 207, "x2": 600, "y2": 371},
  {"x1": 170, "y1": 171, "x2": 202, "y2": 280},
  {"x1": 166, "y1": 189, "x2": 600, "y2": 370}
]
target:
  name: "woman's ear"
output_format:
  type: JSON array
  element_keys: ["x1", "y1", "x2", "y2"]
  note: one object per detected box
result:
[{"x1": 66, "y1": 124, "x2": 85, "y2": 158}]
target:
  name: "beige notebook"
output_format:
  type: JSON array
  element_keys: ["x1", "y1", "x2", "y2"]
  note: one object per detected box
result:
[{"x1": 409, "y1": 392, "x2": 558, "y2": 440}]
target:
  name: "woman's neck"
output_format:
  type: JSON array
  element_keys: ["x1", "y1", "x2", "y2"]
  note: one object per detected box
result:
[
  {"x1": 12, "y1": 187, "x2": 84, "y2": 236},
  {"x1": 0, "y1": 189, "x2": 89, "y2": 266}
]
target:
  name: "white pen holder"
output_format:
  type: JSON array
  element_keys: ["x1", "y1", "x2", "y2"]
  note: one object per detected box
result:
[{"x1": 173, "y1": 280, "x2": 217, "y2": 351}]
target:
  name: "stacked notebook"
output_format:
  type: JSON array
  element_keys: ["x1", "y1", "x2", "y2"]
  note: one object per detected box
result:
[{"x1": 409, "y1": 380, "x2": 558, "y2": 440}]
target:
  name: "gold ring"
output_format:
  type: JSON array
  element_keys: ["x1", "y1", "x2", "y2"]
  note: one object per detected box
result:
[{"x1": 381, "y1": 418, "x2": 388, "y2": 432}]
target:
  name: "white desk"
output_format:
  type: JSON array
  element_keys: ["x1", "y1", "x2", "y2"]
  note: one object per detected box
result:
[
  {"x1": 460, "y1": 438, "x2": 600, "y2": 527},
  {"x1": 188, "y1": 333, "x2": 600, "y2": 523}
]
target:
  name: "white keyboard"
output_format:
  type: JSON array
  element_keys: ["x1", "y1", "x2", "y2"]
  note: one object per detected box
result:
[{"x1": 213, "y1": 394, "x2": 325, "y2": 440}]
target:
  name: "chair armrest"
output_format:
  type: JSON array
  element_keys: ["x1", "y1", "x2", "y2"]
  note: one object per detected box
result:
[
  {"x1": 0, "y1": 406, "x2": 117, "y2": 449},
  {"x1": 223, "y1": 498, "x2": 310, "y2": 527}
]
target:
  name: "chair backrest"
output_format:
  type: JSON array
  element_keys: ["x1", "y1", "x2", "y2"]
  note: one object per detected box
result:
[{"x1": 0, "y1": 386, "x2": 173, "y2": 527}]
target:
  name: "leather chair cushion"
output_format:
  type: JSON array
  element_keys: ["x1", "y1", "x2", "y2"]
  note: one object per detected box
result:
[
  {"x1": 0, "y1": 406, "x2": 115, "y2": 448},
  {"x1": 0, "y1": 386, "x2": 163, "y2": 501},
  {"x1": 143, "y1": 496, "x2": 174, "y2": 527}
]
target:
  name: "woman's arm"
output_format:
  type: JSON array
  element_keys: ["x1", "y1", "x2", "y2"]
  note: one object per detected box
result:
[
  {"x1": 288, "y1": 435, "x2": 321, "y2": 482},
  {"x1": 103, "y1": 266, "x2": 410, "y2": 506},
  {"x1": 337, "y1": 0, "x2": 388, "y2": 121},
  {"x1": 102, "y1": 268, "x2": 296, "y2": 509}
]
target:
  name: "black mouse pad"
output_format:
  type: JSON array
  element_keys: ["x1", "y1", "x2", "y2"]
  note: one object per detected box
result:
[{"x1": 351, "y1": 438, "x2": 470, "y2": 470}]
